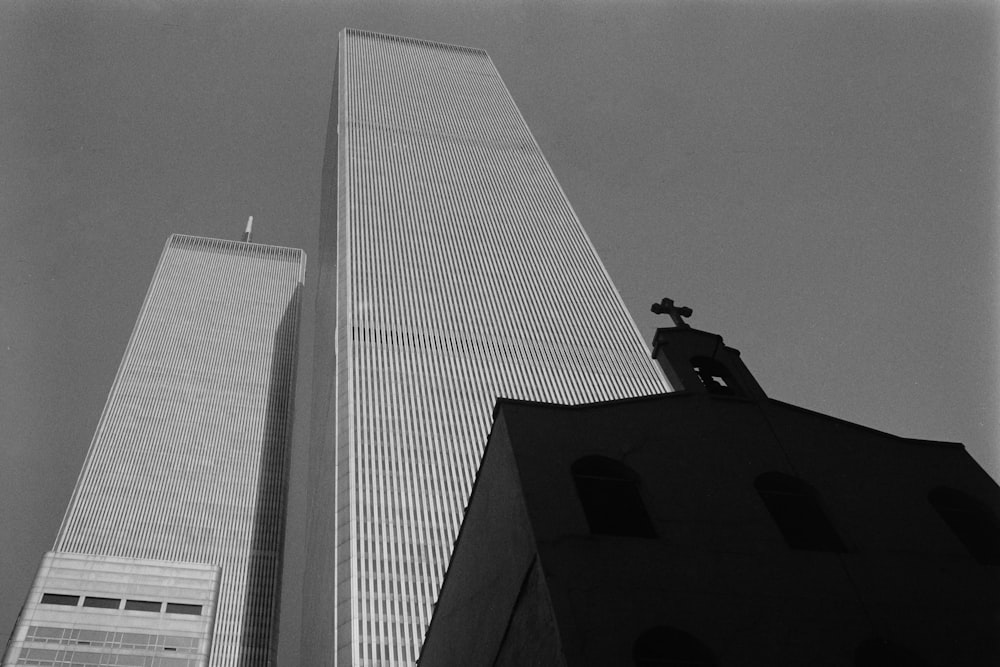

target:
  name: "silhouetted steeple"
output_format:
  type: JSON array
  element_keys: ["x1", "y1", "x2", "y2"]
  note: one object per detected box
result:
[{"x1": 650, "y1": 297, "x2": 766, "y2": 399}]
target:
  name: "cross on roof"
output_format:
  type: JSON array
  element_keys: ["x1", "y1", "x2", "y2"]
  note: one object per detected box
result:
[{"x1": 651, "y1": 298, "x2": 693, "y2": 328}]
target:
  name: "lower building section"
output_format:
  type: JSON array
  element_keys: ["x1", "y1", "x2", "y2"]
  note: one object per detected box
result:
[
  {"x1": 3, "y1": 553, "x2": 220, "y2": 667},
  {"x1": 420, "y1": 391, "x2": 1000, "y2": 666}
]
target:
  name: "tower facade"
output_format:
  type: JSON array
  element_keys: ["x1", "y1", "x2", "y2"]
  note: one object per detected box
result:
[
  {"x1": 304, "y1": 29, "x2": 670, "y2": 666},
  {"x1": 5, "y1": 235, "x2": 305, "y2": 667}
]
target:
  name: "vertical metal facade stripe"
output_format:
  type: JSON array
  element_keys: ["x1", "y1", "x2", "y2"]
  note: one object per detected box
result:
[
  {"x1": 54, "y1": 235, "x2": 305, "y2": 667},
  {"x1": 306, "y1": 30, "x2": 671, "y2": 667}
]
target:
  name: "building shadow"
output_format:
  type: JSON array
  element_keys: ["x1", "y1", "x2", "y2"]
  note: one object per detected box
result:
[{"x1": 238, "y1": 285, "x2": 302, "y2": 666}]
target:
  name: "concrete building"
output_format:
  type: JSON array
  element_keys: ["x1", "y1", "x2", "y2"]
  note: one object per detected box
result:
[
  {"x1": 4, "y1": 234, "x2": 305, "y2": 667},
  {"x1": 305, "y1": 29, "x2": 670, "y2": 666},
  {"x1": 419, "y1": 320, "x2": 1000, "y2": 666}
]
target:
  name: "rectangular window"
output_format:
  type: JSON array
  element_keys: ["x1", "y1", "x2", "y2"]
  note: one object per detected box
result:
[
  {"x1": 163, "y1": 636, "x2": 197, "y2": 649},
  {"x1": 40, "y1": 593, "x2": 79, "y2": 606},
  {"x1": 164, "y1": 603, "x2": 202, "y2": 616},
  {"x1": 21, "y1": 647, "x2": 58, "y2": 661},
  {"x1": 76, "y1": 630, "x2": 106, "y2": 643},
  {"x1": 122, "y1": 632, "x2": 149, "y2": 645},
  {"x1": 114, "y1": 656, "x2": 147, "y2": 667},
  {"x1": 82, "y1": 597, "x2": 120, "y2": 609},
  {"x1": 125, "y1": 599, "x2": 162, "y2": 612},
  {"x1": 157, "y1": 656, "x2": 196, "y2": 667},
  {"x1": 27, "y1": 626, "x2": 66, "y2": 640}
]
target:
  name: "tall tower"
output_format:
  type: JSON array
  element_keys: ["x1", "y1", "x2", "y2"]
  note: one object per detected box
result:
[
  {"x1": 4, "y1": 234, "x2": 305, "y2": 667},
  {"x1": 305, "y1": 29, "x2": 670, "y2": 666}
]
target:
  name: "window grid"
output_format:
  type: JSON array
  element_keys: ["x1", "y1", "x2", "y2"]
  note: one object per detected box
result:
[
  {"x1": 16, "y1": 647, "x2": 197, "y2": 667},
  {"x1": 24, "y1": 627, "x2": 198, "y2": 653}
]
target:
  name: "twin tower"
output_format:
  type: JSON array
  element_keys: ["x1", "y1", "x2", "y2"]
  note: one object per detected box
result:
[{"x1": 4, "y1": 30, "x2": 667, "y2": 667}]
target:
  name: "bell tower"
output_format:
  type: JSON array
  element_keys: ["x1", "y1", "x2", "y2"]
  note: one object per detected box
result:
[{"x1": 650, "y1": 297, "x2": 766, "y2": 399}]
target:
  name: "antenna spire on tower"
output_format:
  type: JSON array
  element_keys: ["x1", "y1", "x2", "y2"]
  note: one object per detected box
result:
[{"x1": 241, "y1": 216, "x2": 254, "y2": 243}]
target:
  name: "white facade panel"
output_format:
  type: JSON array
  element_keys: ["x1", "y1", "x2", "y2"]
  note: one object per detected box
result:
[{"x1": 4, "y1": 552, "x2": 219, "y2": 667}]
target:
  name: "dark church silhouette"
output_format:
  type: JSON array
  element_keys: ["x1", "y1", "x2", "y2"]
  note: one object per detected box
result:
[{"x1": 418, "y1": 301, "x2": 1000, "y2": 666}]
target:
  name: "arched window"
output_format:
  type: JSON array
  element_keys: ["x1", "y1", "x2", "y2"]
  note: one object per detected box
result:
[
  {"x1": 633, "y1": 626, "x2": 717, "y2": 666},
  {"x1": 572, "y1": 456, "x2": 655, "y2": 538},
  {"x1": 928, "y1": 486, "x2": 1000, "y2": 565},
  {"x1": 855, "y1": 637, "x2": 929, "y2": 666},
  {"x1": 690, "y1": 356, "x2": 741, "y2": 396},
  {"x1": 755, "y1": 472, "x2": 846, "y2": 552}
]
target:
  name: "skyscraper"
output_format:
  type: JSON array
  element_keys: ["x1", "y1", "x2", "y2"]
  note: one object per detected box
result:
[
  {"x1": 304, "y1": 29, "x2": 670, "y2": 666},
  {"x1": 4, "y1": 234, "x2": 305, "y2": 667}
]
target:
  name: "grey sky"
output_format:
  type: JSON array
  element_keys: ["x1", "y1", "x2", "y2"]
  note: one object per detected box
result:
[{"x1": 1, "y1": 1, "x2": 996, "y2": 663}]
